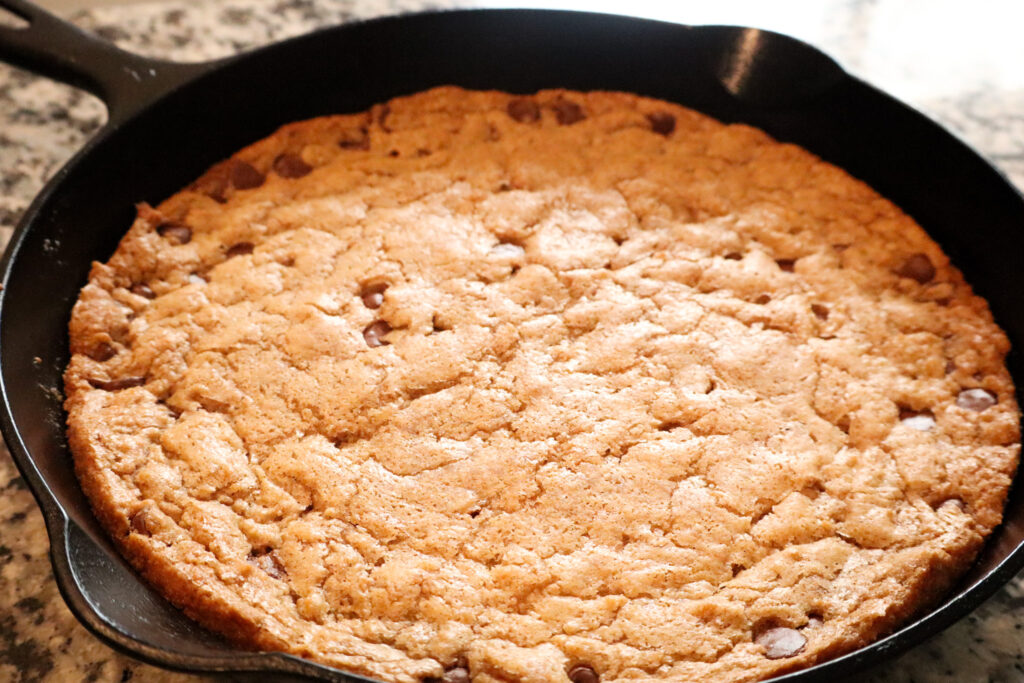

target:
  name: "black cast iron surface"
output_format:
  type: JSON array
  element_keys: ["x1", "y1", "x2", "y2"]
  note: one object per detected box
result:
[{"x1": 0, "y1": 1, "x2": 1023, "y2": 681}]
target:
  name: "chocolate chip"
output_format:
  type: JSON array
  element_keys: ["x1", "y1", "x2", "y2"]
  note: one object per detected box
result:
[
  {"x1": 945, "y1": 360, "x2": 957, "y2": 374},
  {"x1": 339, "y1": 128, "x2": 370, "y2": 150},
  {"x1": 899, "y1": 409, "x2": 935, "y2": 431},
  {"x1": 225, "y1": 242, "x2": 255, "y2": 258},
  {"x1": 552, "y1": 99, "x2": 585, "y2": 125},
  {"x1": 754, "y1": 294, "x2": 771, "y2": 305},
  {"x1": 88, "y1": 342, "x2": 116, "y2": 362},
  {"x1": 272, "y1": 153, "x2": 312, "y2": 178},
  {"x1": 129, "y1": 508, "x2": 155, "y2": 535},
  {"x1": 568, "y1": 665, "x2": 599, "y2": 683},
  {"x1": 957, "y1": 388, "x2": 996, "y2": 412},
  {"x1": 360, "y1": 282, "x2": 388, "y2": 309},
  {"x1": 647, "y1": 111, "x2": 676, "y2": 136},
  {"x1": 507, "y1": 98, "x2": 540, "y2": 123},
  {"x1": 230, "y1": 160, "x2": 265, "y2": 190},
  {"x1": 938, "y1": 497, "x2": 966, "y2": 512},
  {"x1": 490, "y1": 242, "x2": 525, "y2": 259},
  {"x1": 247, "y1": 550, "x2": 286, "y2": 579},
  {"x1": 378, "y1": 104, "x2": 392, "y2": 132},
  {"x1": 755, "y1": 627, "x2": 807, "y2": 659},
  {"x1": 363, "y1": 320, "x2": 392, "y2": 347},
  {"x1": 896, "y1": 253, "x2": 935, "y2": 283},
  {"x1": 130, "y1": 282, "x2": 156, "y2": 299},
  {"x1": 776, "y1": 259, "x2": 796, "y2": 272},
  {"x1": 811, "y1": 304, "x2": 829, "y2": 320},
  {"x1": 156, "y1": 222, "x2": 191, "y2": 244},
  {"x1": 88, "y1": 376, "x2": 146, "y2": 391},
  {"x1": 388, "y1": 149, "x2": 400, "y2": 158},
  {"x1": 441, "y1": 667, "x2": 469, "y2": 683},
  {"x1": 724, "y1": 252, "x2": 742, "y2": 260}
]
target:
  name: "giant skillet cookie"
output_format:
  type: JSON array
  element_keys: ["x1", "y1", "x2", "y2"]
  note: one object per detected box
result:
[{"x1": 64, "y1": 87, "x2": 1020, "y2": 683}]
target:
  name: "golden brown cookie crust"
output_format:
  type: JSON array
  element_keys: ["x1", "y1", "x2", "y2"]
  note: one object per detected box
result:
[{"x1": 64, "y1": 87, "x2": 1020, "y2": 682}]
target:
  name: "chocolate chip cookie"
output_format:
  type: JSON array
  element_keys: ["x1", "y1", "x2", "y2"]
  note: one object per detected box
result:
[{"x1": 64, "y1": 87, "x2": 1020, "y2": 682}]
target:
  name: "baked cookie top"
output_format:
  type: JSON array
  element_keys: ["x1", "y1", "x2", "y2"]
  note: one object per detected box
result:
[{"x1": 64, "y1": 87, "x2": 1019, "y2": 683}]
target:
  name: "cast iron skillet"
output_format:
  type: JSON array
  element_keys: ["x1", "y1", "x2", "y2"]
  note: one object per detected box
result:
[{"x1": 1, "y1": 0, "x2": 1023, "y2": 680}]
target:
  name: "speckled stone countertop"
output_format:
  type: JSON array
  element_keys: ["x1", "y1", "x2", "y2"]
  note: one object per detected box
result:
[{"x1": 1, "y1": 1, "x2": 1023, "y2": 681}]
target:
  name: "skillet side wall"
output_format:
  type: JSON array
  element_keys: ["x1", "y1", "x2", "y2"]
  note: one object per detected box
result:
[{"x1": 1, "y1": 9, "x2": 1023, "y2": 681}]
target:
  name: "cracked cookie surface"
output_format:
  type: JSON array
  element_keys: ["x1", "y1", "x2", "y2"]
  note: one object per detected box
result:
[{"x1": 64, "y1": 87, "x2": 1020, "y2": 682}]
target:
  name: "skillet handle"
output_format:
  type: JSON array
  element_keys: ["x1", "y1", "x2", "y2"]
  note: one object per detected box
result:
[{"x1": 0, "y1": 0, "x2": 213, "y2": 123}]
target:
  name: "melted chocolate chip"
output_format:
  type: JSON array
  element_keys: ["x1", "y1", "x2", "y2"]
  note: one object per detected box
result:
[
  {"x1": 230, "y1": 160, "x2": 265, "y2": 190},
  {"x1": 360, "y1": 282, "x2": 388, "y2": 309},
  {"x1": 156, "y1": 222, "x2": 191, "y2": 244},
  {"x1": 647, "y1": 111, "x2": 676, "y2": 136},
  {"x1": 248, "y1": 550, "x2": 286, "y2": 579},
  {"x1": 441, "y1": 667, "x2": 470, "y2": 683},
  {"x1": 490, "y1": 242, "x2": 526, "y2": 259},
  {"x1": 339, "y1": 128, "x2": 370, "y2": 150},
  {"x1": 89, "y1": 342, "x2": 117, "y2": 362},
  {"x1": 755, "y1": 627, "x2": 807, "y2": 659},
  {"x1": 896, "y1": 253, "x2": 935, "y2": 283},
  {"x1": 88, "y1": 376, "x2": 146, "y2": 391},
  {"x1": 378, "y1": 104, "x2": 392, "y2": 132},
  {"x1": 507, "y1": 98, "x2": 541, "y2": 123},
  {"x1": 225, "y1": 242, "x2": 255, "y2": 258},
  {"x1": 552, "y1": 99, "x2": 585, "y2": 125},
  {"x1": 899, "y1": 409, "x2": 936, "y2": 431},
  {"x1": 273, "y1": 153, "x2": 313, "y2": 178},
  {"x1": 776, "y1": 258, "x2": 796, "y2": 273},
  {"x1": 363, "y1": 320, "x2": 392, "y2": 347},
  {"x1": 957, "y1": 388, "x2": 996, "y2": 412},
  {"x1": 129, "y1": 508, "x2": 155, "y2": 535},
  {"x1": 811, "y1": 304, "x2": 829, "y2": 320},
  {"x1": 754, "y1": 294, "x2": 771, "y2": 305},
  {"x1": 724, "y1": 252, "x2": 742, "y2": 260},
  {"x1": 568, "y1": 665, "x2": 599, "y2": 683},
  {"x1": 130, "y1": 282, "x2": 156, "y2": 299},
  {"x1": 939, "y1": 497, "x2": 966, "y2": 510}
]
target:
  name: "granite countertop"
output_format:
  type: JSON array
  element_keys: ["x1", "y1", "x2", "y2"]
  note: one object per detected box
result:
[{"x1": 1, "y1": 1, "x2": 1023, "y2": 681}]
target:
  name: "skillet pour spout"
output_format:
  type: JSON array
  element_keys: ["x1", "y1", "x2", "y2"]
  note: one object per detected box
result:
[{"x1": 1, "y1": 2, "x2": 1024, "y2": 682}]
